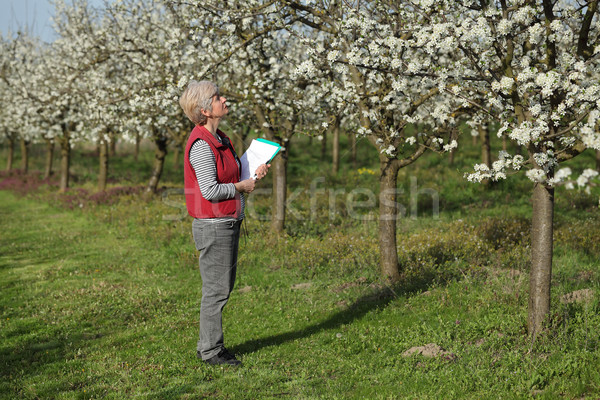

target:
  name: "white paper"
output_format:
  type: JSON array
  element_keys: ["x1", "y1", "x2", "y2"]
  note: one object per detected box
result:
[{"x1": 240, "y1": 139, "x2": 280, "y2": 180}]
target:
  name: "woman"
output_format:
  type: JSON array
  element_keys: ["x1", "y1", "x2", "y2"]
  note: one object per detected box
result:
[{"x1": 179, "y1": 80, "x2": 269, "y2": 366}]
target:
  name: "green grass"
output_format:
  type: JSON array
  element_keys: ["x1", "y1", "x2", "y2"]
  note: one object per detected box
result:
[{"x1": 1, "y1": 133, "x2": 599, "y2": 399}]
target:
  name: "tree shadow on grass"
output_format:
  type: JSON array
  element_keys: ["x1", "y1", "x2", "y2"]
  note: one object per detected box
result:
[
  {"x1": 0, "y1": 330, "x2": 98, "y2": 399},
  {"x1": 0, "y1": 250, "x2": 119, "y2": 398},
  {"x1": 0, "y1": 254, "x2": 56, "y2": 276},
  {"x1": 230, "y1": 269, "x2": 445, "y2": 356}
]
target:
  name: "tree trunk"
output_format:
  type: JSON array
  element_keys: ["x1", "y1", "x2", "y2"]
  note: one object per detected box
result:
[
  {"x1": 480, "y1": 125, "x2": 492, "y2": 168},
  {"x1": 59, "y1": 135, "x2": 71, "y2": 192},
  {"x1": 231, "y1": 125, "x2": 249, "y2": 156},
  {"x1": 596, "y1": 150, "x2": 600, "y2": 172},
  {"x1": 320, "y1": 131, "x2": 327, "y2": 161},
  {"x1": 516, "y1": 145, "x2": 523, "y2": 155},
  {"x1": 6, "y1": 137, "x2": 14, "y2": 172},
  {"x1": 448, "y1": 129, "x2": 458, "y2": 166},
  {"x1": 146, "y1": 136, "x2": 168, "y2": 195},
  {"x1": 479, "y1": 125, "x2": 492, "y2": 186},
  {"x1": 502, "y1": 134, "x2": 508, "y2": 152},
  {"x1": 332, "y1": 119, "x2": 340, "y2": 175},
  {"x1": 43, "y1": 138, "x2": 54, "y2": 180},
  {"x1": 379, "y1": 158, "x2": 401, "y2": 282},
  {"x1": 528, "y1": 183, "x2": 554, "y2": 338},
  {"x1": 271, "y1": 144, "x2": 289, "y2": 234},
  {"x1": 134, "y1": 133, "x2": 140, "y2": 162},
  {"x1": 109, "y1": 135, "x2": 117, "y2": 157},
  {"x1": 349, "y1": 132, "x2": 357, "y2": 168},
  {"x1": 98, "y1": 138, "x2": 109, "y2": 191},
  {"x1": 173, "y1": 143, "x2": 181, "y2": 171},
  {"x1": 20, "y1": 138, "x2": 30, "y2": 173},
  {"x1": 238, "y1": 125, "x2": 251, "y2": 155}
]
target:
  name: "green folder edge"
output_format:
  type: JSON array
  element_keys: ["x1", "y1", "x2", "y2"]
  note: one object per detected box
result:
[{"x1": 255, "y1": 138, "x2": 282, "y2": 163}]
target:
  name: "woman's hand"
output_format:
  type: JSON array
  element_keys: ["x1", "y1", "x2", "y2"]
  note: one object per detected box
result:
[
  {"x1": 234, "y1": 179, "x2": 256, "y2": 194},
  {"x1": 254, "y1": 163, "x2": 271, "y2": 180},
  {"x1": 235, "y1": 164, "x2": 270, "y2": 194}
]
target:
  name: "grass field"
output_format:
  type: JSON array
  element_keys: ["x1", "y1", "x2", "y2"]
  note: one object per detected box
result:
[{"x1": 1, "y1": 133, "x2": 599, "y2": 399}]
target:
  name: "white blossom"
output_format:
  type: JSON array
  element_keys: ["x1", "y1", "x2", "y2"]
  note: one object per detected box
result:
[
  {"x1": 526, "y1": 169, "x2": 547, "y2": 183},
  {"x1": 443, "y1": 139, "x2": 458, "y2": 152}
]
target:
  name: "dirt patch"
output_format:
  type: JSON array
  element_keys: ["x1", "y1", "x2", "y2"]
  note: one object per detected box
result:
[
  {"x1": 238, "y1": 285, "x2": 252, "y2": 294},
  {"x1": 291, "y1": 282, "x2": 312, "y2": 290},
  {"x1": 402, "y1": 343, "x2": 456, "y2": 360},
  {"x1": 560, "y1": 288, "x2": 594, "y2": 304},
  {"x1": 575, "y1": 270, "x2": 594, "y2": 283}
]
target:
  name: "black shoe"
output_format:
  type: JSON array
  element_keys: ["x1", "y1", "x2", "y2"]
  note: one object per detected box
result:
[{"x1": 201, "y1": 348, "x2": 242, "y2": 366}]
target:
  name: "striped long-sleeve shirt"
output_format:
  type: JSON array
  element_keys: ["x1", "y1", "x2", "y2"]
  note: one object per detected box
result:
[{"x1": 189, "y1": 137, "x2": 245, "y2": 220}]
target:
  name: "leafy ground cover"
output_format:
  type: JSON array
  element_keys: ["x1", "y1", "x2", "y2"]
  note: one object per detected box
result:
[{"x1": 1, "y1": 135, "x2": 599, "y2": 399}]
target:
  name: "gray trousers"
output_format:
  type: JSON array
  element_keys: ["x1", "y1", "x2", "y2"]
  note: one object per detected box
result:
[{"x1": 192, "y1": 218, "x2": 241, "y2": 360}]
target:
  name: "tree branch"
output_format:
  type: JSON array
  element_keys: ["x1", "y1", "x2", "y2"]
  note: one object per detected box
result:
[
  {"x1": 556, "y1": 139, "x2": 587, "y2": 162},
  {"x1": 577, "y1": 0, "x2": 598, "y2": 59}
]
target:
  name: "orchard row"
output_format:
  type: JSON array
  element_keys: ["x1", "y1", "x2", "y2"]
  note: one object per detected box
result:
[{"x1": 2, "y1": 0, "x2": 599, "y2": 334}]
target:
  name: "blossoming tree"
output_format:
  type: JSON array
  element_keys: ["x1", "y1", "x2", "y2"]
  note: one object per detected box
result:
[
  {"x1": 104, "y1": 0, "x2": 197, "y2": 194},
  {"x1": 227, "y1": 32, "x2": 316, "y2": 233},
  {"x1": 24, "y1": 0, "x2": 112, "y2": 191},
  {"x1": 407, "y1": 0, "x2": 600, "y2": 335},
  {"x1": 0, "y1": 34, "x2": 19, "y2": 172},
  {"x1": 0, "y1": 32, "x2": 45, "y2": 175},
  {"x1": 283, "y1": 0, "x2": 462, "y2": 281},
  {"x1": 172, "y1": 0, "x2": 314, "y2": 232}
]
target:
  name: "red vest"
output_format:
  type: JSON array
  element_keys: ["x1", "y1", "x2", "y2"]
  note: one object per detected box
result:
[{"x1": 184, "y1": 125, "x2": 241, "y2": 219}]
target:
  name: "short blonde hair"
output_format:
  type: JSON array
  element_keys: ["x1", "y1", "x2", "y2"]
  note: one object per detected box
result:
[{"x1": 179, "y1": 80, "x2": 218, "y2": 125}]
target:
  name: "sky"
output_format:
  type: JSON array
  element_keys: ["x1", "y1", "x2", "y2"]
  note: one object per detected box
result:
[{"x1": 0, "y1": 0, "x2": 107, "y2": 42}]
